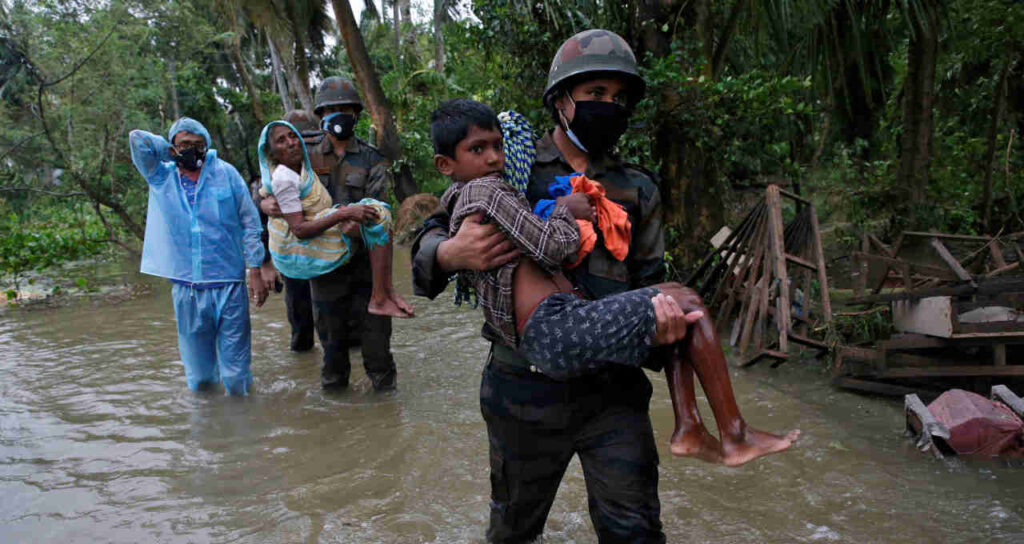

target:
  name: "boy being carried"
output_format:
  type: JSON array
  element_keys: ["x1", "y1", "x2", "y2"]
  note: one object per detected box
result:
[
  {"x1": 257, "y1": 120, "x2": 413, "y2": 318},
  {"x1": 432, "y1": 99, "x2": 798, "y2": 466}
]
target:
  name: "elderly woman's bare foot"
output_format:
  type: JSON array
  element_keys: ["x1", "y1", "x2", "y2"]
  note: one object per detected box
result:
[{"x1": 368, "y1": 295, "x2": 415, "y2": 318}]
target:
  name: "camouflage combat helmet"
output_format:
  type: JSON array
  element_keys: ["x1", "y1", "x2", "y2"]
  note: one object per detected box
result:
[
  {"x1": 313, "y1": 76, "x2": 364, "y2": 116},
  {"x1": 542, "y1": 29, "x2": 646, "y2": 107},
  {"x1": 283, "y1": 109, "x2": 322, "y2": 139}
]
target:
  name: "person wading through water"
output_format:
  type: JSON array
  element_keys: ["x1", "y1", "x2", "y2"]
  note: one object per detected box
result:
[
  {"x1": 262, "y1": 77, "x2": 402, "y2": 391},
  {"x1": 412, "y1": 30, "x2": 799, "y2": 543}
]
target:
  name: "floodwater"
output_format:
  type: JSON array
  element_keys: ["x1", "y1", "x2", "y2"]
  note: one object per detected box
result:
[{"x1": 2, "y1": 253, "x2": 1024, "y2": 544}]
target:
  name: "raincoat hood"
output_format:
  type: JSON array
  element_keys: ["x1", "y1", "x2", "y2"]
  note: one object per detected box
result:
[
  {"x1": 258, "y1": 120, "x2": 315, "y2": 197},
  {"x1": 167, "y1": 117, "x2": 212, "y2": 148}
]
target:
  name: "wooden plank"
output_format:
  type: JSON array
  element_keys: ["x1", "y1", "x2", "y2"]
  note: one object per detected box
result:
[
  {"x1": 845, "y1": 275, "x2": 1024, "y2": 303},
  {"x1": 685, "y1": 201, "x2": 764, "y2": 288},
  {"x1": 869, "y1": 234, "x2": 894, "y2": 256},
  {"x1": 886, "y1": 351, "x2": 960, "y2": 368},
  {"x1": 766, "y1": 185, "x2": 790, "y2": 353},
  {"x1": 855, "y1": 235, "x2": 868, "y2": 297},
  {"x1": 905, "y1": 393, "x2": 952, "y2": 458},
  {"x1": 989, "y1": 240, "x2": 1008, "y2": 268},
  {"x1": 754, "y1": 260, "x2": 772, "y2": 353},
  {"x1": 951, "y1": 331, "x2": 1024, "y2": 340},
  {"x1": 872, "y1": 232, "x2": 904, "y2": 295},
  {"x1": 985, "y1": 261, "x2": 1020, "y2": 277},
  {"x1": 877, "y1": 365, "x2": 1024, "y2": 379},
  {"x1": 929, "y1": 237, "x2": 976, "y2": 285},
  {"x1": 994, "y1": 344, "x2": 1007, "y2": 366},
  {"x1": 904, "y1": 231, "x2": 994, "y2": 242},
  {"x1": 738, "y1": 258, "x2": 766, "y2": 355},
  {"x1": 991, "y1": 385, "x2": 1024, "y2": 418},
  {"x1": 788, "y1": 332, "x2": 829, "y2": 352},
  {"x1": 832, "y1": 376, "x2": 919, "y2": 397},
  {"x1": 785, "y1": 252, "x2": 818, "y2": 271},
  {"x1": 850, "y1": 252, "x2": 958, "y2": 280},
  {"x1": 957, "y1": 321, "x2": 1024, "y2": 334},
  {"x1": 740, "y1": 349, "x2": 788, "y2": 368},
  {"x1": 778, "y1": 188, "x2": 811, "y2": 205},
  {"x1": 717, "y1": 215, "x2": 768, "y2": 330},
  {"x1": 881, "y1": 334, "x2": 950, "y2": 351}
]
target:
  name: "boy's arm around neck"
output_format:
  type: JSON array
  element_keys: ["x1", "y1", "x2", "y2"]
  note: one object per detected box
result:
[{"x1": 454, "y1": 177, "x2": 580, "y2": 272}]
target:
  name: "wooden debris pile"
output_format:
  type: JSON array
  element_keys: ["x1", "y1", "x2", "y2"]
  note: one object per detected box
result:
[
  {"x1": 687, "y1": 185, "x2": 832, "y2": 367},
  {"x1": 835, "y1": 231, "x2": 1024, "y2": 396}
]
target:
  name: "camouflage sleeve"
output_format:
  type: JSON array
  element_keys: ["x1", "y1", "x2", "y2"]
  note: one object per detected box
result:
[
  {"x1": 628, "y1": 179, "x2": 667, "y2": 288},
  {"x1": 410, "y1": 208, "x2": 453, "y2": 299},
  {"x1": 365, "y1": 160, "x2": 393, "y2": 202},
  {"x1": 249, "y1": 179, "x2": 271, "y2": 264}
]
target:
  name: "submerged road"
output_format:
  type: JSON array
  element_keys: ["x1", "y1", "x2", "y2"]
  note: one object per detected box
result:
[{"x1": 2, "y1": 253, "x2": 1023, "y2": 543}]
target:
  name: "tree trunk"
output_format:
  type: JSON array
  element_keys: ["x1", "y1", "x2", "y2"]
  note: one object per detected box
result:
[
  {"x1": 433, "y1": 0, "x2": 445, "y2": 73},
  {"x1": 167, "y1": 57, "x2": 180, "y2": 119},
  {"x1": 400, "y1": 0, "x2": 415, "y2": 48},
  {"x1": 284, "y1": 2, "x2": 315, "y2": 111},
  {"x1": 636, "y1": 0, "x2": 726, "y2": 267},
  {"x1": 291, "y1": 36, "x2": 315, "y2": 112},
  {"x1": 392, "y1": 0, "x2": 400, "y2": 59},
  {"x1": 268, "y1": 34, "x2": 293, "y2": 112},
  {"x1": 897, "y1": 0, "x2": 940, "y2": 211},
  {"x1": 710, "y1": 0, "x2": 746, "y2": 79},
  {"x1": 982, "y1": 57, "x2": 1011, "y2": 230},
  {"x1": 221, "y1": 3, "x2": 265, "y2": 125},
  {"x1": 331, "y1": 0, "x2": 415, "y2": 199}
]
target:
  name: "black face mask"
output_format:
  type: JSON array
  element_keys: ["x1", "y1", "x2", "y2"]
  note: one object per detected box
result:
[
  {"x1": 563, "y1": 99, "x2": 630, "y2": 156},
  {"x1": 322, "y1": 112, "x2": 356, "y2": 141},
  {"x1": 173, "y1": 146, "x2": 205, "y2": 172}
]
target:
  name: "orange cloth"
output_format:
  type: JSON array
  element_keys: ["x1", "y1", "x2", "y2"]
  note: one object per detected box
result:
[{"x1": 566, "y1": 174, "x2": 631, "y2": 268}]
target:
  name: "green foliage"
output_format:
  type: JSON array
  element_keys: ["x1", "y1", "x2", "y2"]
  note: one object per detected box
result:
[
  {"x1": 0, "y1": 200, "x2": 114, "y2": 293},
  {"x1": 3, "y1": 0, "x2": 1024, "y2": 281},
  {"x1": 823, "y1": 307, "x2": 893, "y2": 353}
]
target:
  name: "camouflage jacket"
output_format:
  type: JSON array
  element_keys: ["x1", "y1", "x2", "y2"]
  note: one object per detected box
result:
[
  {"x1": 411, "y1": 131, "x2": 666, "y2": 301},
  {"x1": 309, "y1": 136, "x2": 392, "y2": 205}
]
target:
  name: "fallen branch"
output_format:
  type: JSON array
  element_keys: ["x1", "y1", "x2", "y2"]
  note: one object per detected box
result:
[{"x1": 0, "y1": 186, "x2": 87, "y2": 197}]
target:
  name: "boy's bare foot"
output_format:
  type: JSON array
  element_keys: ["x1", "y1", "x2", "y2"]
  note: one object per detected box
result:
[
  {"x1": 721, "y1": 428, "x2": 800, "y2": 467},
  {"x1": 670, "y1": 427, "x2": 723, "y2": 463}
]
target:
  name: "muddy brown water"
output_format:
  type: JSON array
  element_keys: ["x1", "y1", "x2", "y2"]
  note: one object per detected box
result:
[{"x1": 3, "y1": 253, "x2": 1024, "y2": 543}]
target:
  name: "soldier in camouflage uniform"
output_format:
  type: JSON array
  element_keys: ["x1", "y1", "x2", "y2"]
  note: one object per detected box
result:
[
  {"x1": 263, "y1": 77, "x2": 398, "y2": 391},
  {"x1": 411, "y1": 30, "x2": 669, "y2": 543}
]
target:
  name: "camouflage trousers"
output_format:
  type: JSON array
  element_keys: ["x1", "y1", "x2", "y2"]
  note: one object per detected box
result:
[
  {"x1": 480, "y1": 353, "x2": 665, "y2": 544},
  {"x1": 309, "y1": 258, "x2": 395, "y2": 390},
  {"x1": 282, "y1": 275, "x2": 315, "y2": 352}
]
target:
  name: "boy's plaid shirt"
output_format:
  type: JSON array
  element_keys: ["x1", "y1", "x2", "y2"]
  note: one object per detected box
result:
[{"x1": 440, "y1": 175, "x2": 580, "y2": 347}]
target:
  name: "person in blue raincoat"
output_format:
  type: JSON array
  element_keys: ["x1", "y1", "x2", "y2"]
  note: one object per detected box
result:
[{"x1": 129, "y1": 117, "x2": 268, "y2": 395}]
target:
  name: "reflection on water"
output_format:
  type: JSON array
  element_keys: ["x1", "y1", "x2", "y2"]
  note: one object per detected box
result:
[{"x1": 2, "y1": 254, "x2": 1024, "y2": 543}]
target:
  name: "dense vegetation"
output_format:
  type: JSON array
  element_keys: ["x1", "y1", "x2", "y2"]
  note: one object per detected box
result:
[{"x1": 1, "y1": 0, "x2": 1022, "y2": 295}]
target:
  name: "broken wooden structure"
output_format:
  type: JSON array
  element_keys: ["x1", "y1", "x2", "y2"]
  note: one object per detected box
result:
[
  {"x1": 687, "y1": 185, "x2": 832, "y2": 367},
  {"x1": 835, "y1": 231, "x2": 1024, "y2": 395}
]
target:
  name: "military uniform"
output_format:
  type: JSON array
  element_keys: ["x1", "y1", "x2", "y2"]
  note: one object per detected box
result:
[
  {"x1": 413, "y1": 133, "x2": 666, "y2": 543},
  {"x1": 309, "y1": 135, "x2": 397, "y2": 390},
  {"x1": 412, "y1": 29, "x2": 668, "y2": 543}
]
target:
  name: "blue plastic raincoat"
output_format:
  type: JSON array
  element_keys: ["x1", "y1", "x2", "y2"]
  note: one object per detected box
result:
[
  {"x1": 129, "y1": 118, "x2": 262, "y2": 395},
  {"x1": 129, "y1": 118, "x2": 264, "y2": 283}
]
